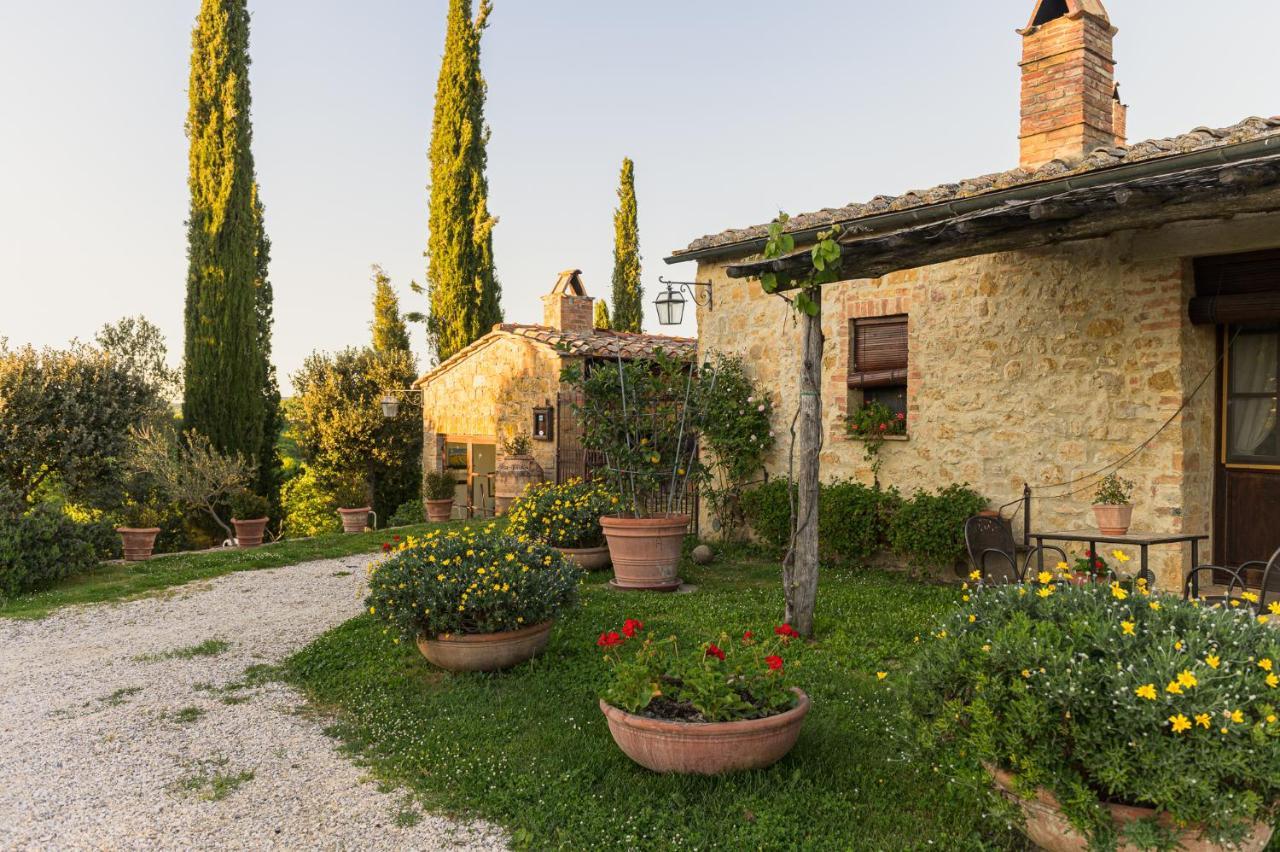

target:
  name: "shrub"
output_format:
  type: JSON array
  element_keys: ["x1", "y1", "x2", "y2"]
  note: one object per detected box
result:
[
  {"x1": 739, "y1": 478, "x2": 794, "y2": 551},
  {"x1": 906, "y1": 578, "x2": 1280, "y2": 848},
  {"x1": 423, "y1": 471, "x2": 456, "y2": 501},
  {"x1": 388, "y1": 499, "x2": 423, "y2": 527},
  {"x1": 366, "y1": 526, "x2": 582, "y2": 639},
  {"x1": 888, "y1": 484, "x2": 987, "y2": 569},
  {"x1": 819, "y1": 480, "x2": 900, "y2": 564},
  {"x1": 597, "y1": 619, "x2": 802, "y2": 722},
  {"x1": 280, "y1": 465, "x2": 340, "y2": 538},
  {"x1": 0, "y1": 505, "x2": 113, "y2": 599},
  {"x1": 1093, "y1": 472, "x2": 1134, "y2": 506},
  {"x1": 229, "y1": 490, "x2": 270, "y2": 521},
  {"x1": 505, "y1": 479, "x2": 617, "y2": 549},
  {"x1": 502, "y1": 434, "x2": 531, "y2": 456},
  {"x1": 697, "y1": 353, "x2": 775, "y2": 539}
]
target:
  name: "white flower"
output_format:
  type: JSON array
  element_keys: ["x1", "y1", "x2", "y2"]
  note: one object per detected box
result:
[
  {"x1": 749, "y1": 435, "x2": 757, "y2": 442},
  {"x1": 747, "y1": 396, "x2": 754, "y2": 403},
  {"x1": 757, "y1": 404, "x2": 765, "y2": 412}
]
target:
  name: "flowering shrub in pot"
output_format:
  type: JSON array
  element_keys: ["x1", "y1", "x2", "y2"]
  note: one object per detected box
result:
[
  {"x1": 1093, "y1": 472, "x2": 1135, "y2": 536},
  {"x1": 423, "y1": 471, "x2": 456, "y2": 523},
  {"x1": 365, "y1": 525, "x2": 582, "y2": 672},
  {"x1": 596, "y1": 620, "x2": 809, "y2": 774},
  {"x1": 229, "y1": 490, "x2": 271, "y2": 548},
  {"x1": 505, "y1": 479, "x2": 617, "y2": 570},
  {"x1": 905, "y1": 573, "x2": 1280, "y2": 851}
]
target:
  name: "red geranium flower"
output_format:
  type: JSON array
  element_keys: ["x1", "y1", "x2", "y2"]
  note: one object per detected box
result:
[
  {"x1": 705, "y1": 643, "x2": 725, "y2": 661},
  {"x1": 878, "y1": 422, "x2": 888, "y2": 431},
  {"x1": 392, "y1": 535, "x2": 401, "y2": 541},
  {"x1": 1095, "y1": 560, "x2": 1104, "y2": 569},
  {"x1": 742, "y1": 630, "x2": 754, "y2": 641},
  {"x1": 775, "y1": 624, "x2": 800, "y2": 639},
  {"x1": 381, "y1": 543, "x2": 392, "y2": 552},
  {"x1": 765, "y1": 655, "x2": 784, "y2": 671},
  {"x1": 622, "y1": 618, "x2": 643, "y2": 638},
  {"x1": 1084, "y1": 549, "x2": 1093, "y2": 557},
  {"x1": 596, "y1": 631, "x2": 623, "y2": 648}
]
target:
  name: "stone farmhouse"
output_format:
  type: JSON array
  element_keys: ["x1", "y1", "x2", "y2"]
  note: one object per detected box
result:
[
  {"x1": 666, "y1": 0, "x2": 1280, "y2": 587},
  {"x1": 413, "y1": 269, "x2": 695, "y2": 516}
]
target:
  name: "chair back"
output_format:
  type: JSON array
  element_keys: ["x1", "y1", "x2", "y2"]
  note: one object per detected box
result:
[
  {"x1": 1258, "y1": 546, "x2": 1280, "y2": 614},
  {"x1": 965, "y1": 515, "x2": 1020, "y2": 583}
]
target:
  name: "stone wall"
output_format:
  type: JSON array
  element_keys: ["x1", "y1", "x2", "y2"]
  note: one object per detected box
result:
[{"x1": 693, "y1": 212, "x2": 1280, "y2": 589}]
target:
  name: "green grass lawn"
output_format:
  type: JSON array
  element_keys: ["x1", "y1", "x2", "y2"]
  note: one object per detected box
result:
[
  {"x1": 0, "y1": 522, "x2": 455, "y2": 620},
  {"x1": 285, "y1": 549, "x2": 1024, "y2": 850}
]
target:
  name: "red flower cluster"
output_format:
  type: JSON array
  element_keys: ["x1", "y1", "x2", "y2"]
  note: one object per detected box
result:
[
  {"x1": 705, "y1": 643, "x2": 726, "y2": 661},
  {"x1": 774, "y1": 624, "x2": 800, "y2": 639},
  {"x1": 381, "y1": 543, "x2": 392, "y2": 553},
  {"x1": 622, "y1": 618, "x2": 643, "y2": 638},
  {"x1": 742, "y1": 630, "x2": 754, "y2": 641},
  {"x1": 765, "y1": 655, "x2": 784, "y2": 671},
  {"x1": 392, "y1": 535, "x2": 401, "y2": 542},
  {"x1": 598, "y1": 618, "x2": 644, "y2": 649},
  {"x1": 597, "y1": 631, "x2": 623, "y2": 647}
]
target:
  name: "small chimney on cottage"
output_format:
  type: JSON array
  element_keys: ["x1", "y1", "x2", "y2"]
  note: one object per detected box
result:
[
  {"x1": 1018, "y1": 0, "x2": 1122, "y2": 170},
  {"x1": 542, "y1": 269, "x2": 595, "y2": 333}
]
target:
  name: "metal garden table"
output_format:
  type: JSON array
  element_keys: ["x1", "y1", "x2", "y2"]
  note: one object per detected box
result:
[{"x1": 1028, "y1": 530, "x2": 1210, "y2": 582}]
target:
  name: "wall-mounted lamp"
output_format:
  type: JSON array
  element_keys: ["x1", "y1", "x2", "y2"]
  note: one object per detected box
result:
[
  {"x1": 653, "y1": 276, "x2": 713, "y2": 326},
  {"x1": 379, "y1": 388, "x2": 422, "y2": 419}
]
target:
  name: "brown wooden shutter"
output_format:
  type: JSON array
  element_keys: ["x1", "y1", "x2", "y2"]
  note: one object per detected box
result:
[{"x1": 849, "y1": 316, "x2": 907, "y2": 388}]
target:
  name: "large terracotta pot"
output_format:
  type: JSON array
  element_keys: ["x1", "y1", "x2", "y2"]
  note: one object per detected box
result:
[
  {"x1": 116, "y1": 527, "x2": 160, "y2": 561},
  {"x1": 425, "y1": 498, "x2": 454, "y2": 523},
  {"x1": 231, "y1": 517, "x2": 268, "y2": 548},
  {"x1": 600, "y1": 514, "x2": 689, "y2": 591},
  {"x1": 1092, "y1": 504, "x2": 1133, "y2": 536},
  {"x1": 554, "y1": 545, "x2": 610, "y2": 572},
  {"x1": 986, "y1": 765, "x2": 1275, "y2": 852},
  {"x1": 337, "y1": 507, "x2": 371, "y2": 534},
  {"x1": 416, "y1": 620, "x2": 554, "y2": 672},
  {"x1": 600, "y1": 688, "x2": 810, "y2": 775},
  {"x1": 494, "y1": 454, "x2": 544, "y2": 516}
]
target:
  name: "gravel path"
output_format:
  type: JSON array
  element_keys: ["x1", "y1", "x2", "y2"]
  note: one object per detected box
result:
[{"x1": 0, "y1": 557, "x2": 506, "y2": 851}]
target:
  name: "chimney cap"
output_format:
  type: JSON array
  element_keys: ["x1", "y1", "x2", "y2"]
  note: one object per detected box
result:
[
  {"x1": 1020, "y1": 0, "x2": 1113, "y2": 34},
  {"x1": 550, "y1": 269, "x2": 589, "y2": 297}
]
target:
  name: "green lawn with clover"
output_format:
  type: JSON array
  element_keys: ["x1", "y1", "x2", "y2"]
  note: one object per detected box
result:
[{"x1": 284, "y1": 545, "x2": 1025, "y2": 850}]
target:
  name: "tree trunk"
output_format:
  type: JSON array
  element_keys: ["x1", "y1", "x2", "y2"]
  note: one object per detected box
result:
[{"x1": 783, "y1": 294, "x2": 822, "y2": 637}]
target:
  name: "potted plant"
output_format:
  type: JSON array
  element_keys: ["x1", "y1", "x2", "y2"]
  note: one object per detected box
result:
[
  {"x1": 423, "y1": 471, "x2": 457, "y2": 522},
  {"x1": 115, "y1": 501, "x2": 163, "y2": 561},
  {"x1": 596, "y1": 620, "x2": 810, "y2": 774},
  {"x1": 229, "y1": 490, "x2": 270, "y2": 548},
  {"x1": 494, "y1": 433, "x2": 545, "y2": 516},
  {"x1": 562, "y1": 351, "x2": 706, "y2": 591},
  {"x1": 906, "y1": 576, "x2": 1280, "y2": 851},
  {"x1": 506, "y1": 478, "x2": 616, "y2": 570},
  {"x1": 365, "y1": 527, "x2": 581, "y2": 672},
  {"x1": 333, "y1": 476, "x2": 372, "y2": 533},
  {"x1": 1092, "y1": 472, "x2": 1135, "y2": 536},
  {"x1": 845, "y1": 399, "x2": 906, "y2": 487}
]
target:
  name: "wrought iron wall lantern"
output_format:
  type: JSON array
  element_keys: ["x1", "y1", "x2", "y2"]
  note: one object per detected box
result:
[
  {"x1": 379, "y1": 388, "x2": 423, "y2": 419},
  {"x1": 532, "y1": 406, "x2": 554, "y2": 441},
  {"x1": 653, "y1": 276, "x2": 713, "y2": 326}
]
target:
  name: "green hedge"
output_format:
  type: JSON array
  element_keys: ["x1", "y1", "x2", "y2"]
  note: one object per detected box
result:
[
  {"x1": 0, "y1": 506, "x2": 116, "y2": 599},
  {"x1": 887, "y1": 484, "x2": 987, "y2": 569}
]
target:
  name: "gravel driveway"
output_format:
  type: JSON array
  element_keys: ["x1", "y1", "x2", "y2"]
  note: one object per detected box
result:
[{"x1": 0, "y1": 557, "x2": 505, "y2": 851}]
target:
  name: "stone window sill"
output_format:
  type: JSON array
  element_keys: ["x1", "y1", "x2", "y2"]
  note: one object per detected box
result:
[{"x1": 845, "y1": 434, "x2": 910, "y2": 443}]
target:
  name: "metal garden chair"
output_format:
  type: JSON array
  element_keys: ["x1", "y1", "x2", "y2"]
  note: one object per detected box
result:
[
  {"x1": 1181, "y1": 551, "x2": 1272, "y2": 610},
  {"x1": 964, "y1": 515, "x2": 1068, "y2": 584}
]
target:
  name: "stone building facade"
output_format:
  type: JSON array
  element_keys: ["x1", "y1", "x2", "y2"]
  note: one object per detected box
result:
[{"x1": 668, "y1": 0, "x2": 1280, "y2": 588}]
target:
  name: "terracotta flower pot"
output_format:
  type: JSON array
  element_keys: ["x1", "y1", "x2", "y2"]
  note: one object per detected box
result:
[
  {"x1": 231, "y1": 517, "x2": 268, "y2": 548},
  {"x1": 337, "y1": 507, "x2": 371, "y2": 534},
  {"x1": 986, "y1": 764, "x2": 1275, "y2": 852},
  {"x1": 1092, "y1": 504, "x2": 1133, "y2": 536},
  {"x1": 554, "y1": 545, "x2": 610, "y2": 571},
  {"x1": 116, "y1": 527, "x2": 160, "y2": 561},
  {"x1": 600, "y1": 513, "x2": 689, "y2": 591},
  {"x1": 425, "y1": 498, "x2": 454, "y2": 523},
  {"x1": 494, "y1": 454, "x2": 544, "y2": 516},
  {"x1": 415, "y1": 620, "x2": 554, "y2": 672},
  {"x1": 600, "y1": 688, "x2": 810, "y2": 775}
]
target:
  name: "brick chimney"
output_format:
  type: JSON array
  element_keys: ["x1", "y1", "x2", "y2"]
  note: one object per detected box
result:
[
  {"x1": 1018, "y1": 0, "x2": 1123, "y2": 170},
  {"x1": 542, "y1": 269, "x2": 595, "y2": 333}
]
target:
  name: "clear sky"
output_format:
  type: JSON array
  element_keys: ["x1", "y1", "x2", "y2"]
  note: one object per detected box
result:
[{"x1": 2, "y1": 1, "x2": 1277, "y2": 392}]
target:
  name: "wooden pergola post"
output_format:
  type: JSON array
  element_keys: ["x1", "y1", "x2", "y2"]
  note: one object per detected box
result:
[{"x1": 784, "y1": 295, "x2": 822, "y2": 637}]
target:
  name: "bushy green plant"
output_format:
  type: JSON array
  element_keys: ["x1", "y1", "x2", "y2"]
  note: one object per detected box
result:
[
  {"x1": 697, "y1": 353, "x2": 775, "y2": 539},
  {"x1": 820, "y1": 479, "x2": 900, "y2": 564},
  {"x1": 906, "y1": 578, "x2": 1280, "y2": 848},
  {"x1": 597, "y1": 619, "x2": 802, "y2": 722},
  {"x1": 888, "y1": 484, "x2": 987, "y2": 570},
  {"x1": 280, "y1": 465, "x2": 341, "y2": 538},
  {"x1": 366, "y1": 526, "x2": 581, "y2": 639},
  {"x1": 389, "y1": 499, "x2": 423, "y2": 527},
  {"x1": 423, "y1": 471, "x2": 456, "y2": 501},
  {"x1": 505, "y1": 479, "x2": 617, "y2": 549},
  {"x1": 502, "y1": 434, "x2": 531, "y2": 456},
  {"x1": 128, "y1": 425, "x2": 254, "y2": 542},
  {"x1": 739, "y1": 478, "x2": 795, "y2": 551},
  {"x1": 1094, "y1": 472, "x2": 1135, "y2": 506},
  {"x1": 0, "y1": 505, "x2": 114, "y2": 599},
  {"x1": 229, "y1": 490, "x2": 270, "y2": 521}
]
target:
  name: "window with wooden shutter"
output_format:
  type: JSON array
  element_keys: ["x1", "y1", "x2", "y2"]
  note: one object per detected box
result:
[{"x1": 849, "y1": 316, "x2": 908, "y2": 388}]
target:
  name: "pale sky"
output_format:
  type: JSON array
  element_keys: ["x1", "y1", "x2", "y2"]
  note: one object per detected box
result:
[{"x1": 2, "y1": 1, "x2": 1277, "y2": 392}]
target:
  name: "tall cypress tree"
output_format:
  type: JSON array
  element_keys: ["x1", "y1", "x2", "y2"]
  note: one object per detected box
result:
[
  {"x1": 610, "y1": 157, "x2": 643, "y2": 333},
  {"x1": 371, "y1": 266, "x2": 412, "y2": 356},
  {"x1": 251, "y1": 189, "x2": 283, "y2": 505},
  {"x1": 593, "y1": 298, "x2": 611, "y2": 330},
  {"x1": 426, "y1": 0, "x2": 501, "y2": 364},
  {"x1": 183, "y1": 0, "x2": 266, "y2": 468}
]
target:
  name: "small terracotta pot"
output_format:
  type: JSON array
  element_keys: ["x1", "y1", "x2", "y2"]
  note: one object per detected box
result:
[
  {"x1": 337, "y1": 507, "x2": 371, "y2": 534},
  {"x1": 416, "y1": 620, "x2": 554, "y2": 672},
  {"x1": 600, "y1": 688, "x2": 809, "y2": 775},
  {"x1": 1092, "y1": 504, "x2": 1133, "y2": 536},
  {"x1": 116, "y1": 527, "x2": 161, "y2": 561},
  {"x1": 600, "y1": 514, "x2": 690, "y2": 591},
  {"x1": 425, "y1": 498, "x2": 454, "y2": 523},
  {"x1": 231, "y1": 517, "x2": 268, "y2": 548},
  {"x1": 986, "y1": 764, "x2": 1275, "y2": 852},
  {"x1": 554, "y1": 545, "x2": 610, "y2": 571},
  {"x1": 494, "y1": 454, "x2": 544, "y2": 516}
]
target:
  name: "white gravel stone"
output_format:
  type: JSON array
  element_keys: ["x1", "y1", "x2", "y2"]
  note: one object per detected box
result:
[{"x1": 0, "y1": 556, "x2": 506, "y2": 851}]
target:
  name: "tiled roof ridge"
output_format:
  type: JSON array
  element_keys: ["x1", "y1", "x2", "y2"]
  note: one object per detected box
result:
[{"x1": 673, "y1": 114, "x2": 1280, "y2": 258}]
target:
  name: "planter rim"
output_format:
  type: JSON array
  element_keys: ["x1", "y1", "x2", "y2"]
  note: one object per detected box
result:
[
  {"x1": 231, "y1": 516, "x2": 268, "y2": 524},
  {"x1": 423, "y1": 619, "x2": 554, "y2": 644},
  {"x1": 600, "y1": 513, "x2": 691, "y2": 527},
  {"x1": 337, "y1": 506, "x2": 371, "y2": 513},
  {"x1": 1093, "y1": 503, "x2": 1133, "y2": 509},
  {"x1": 116, "y1": 526, "x2": 161, "y2": 534},
  {"x1": 599, "y1": 688, "x2": 809, "y2": 736},
  {"x1": 425, "y1": 497, "x2": 454, "y2": 504}
]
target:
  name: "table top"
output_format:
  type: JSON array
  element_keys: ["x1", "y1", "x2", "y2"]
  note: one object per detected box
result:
[{"x1": 1031, "y1": 530, "x2": 1209, "y2": 546}]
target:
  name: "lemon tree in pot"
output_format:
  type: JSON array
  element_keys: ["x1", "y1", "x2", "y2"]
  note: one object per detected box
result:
[
  {"x1": 597, "y1": 620, "x2": 809, "y2": 774},
  {"x1": 905, "y1": 575, "x2": 1280, "y2": 851},
  {"x1": 365, "y1": 526, "x2": 582, "y2": 672},
  {"x1": 423, "y1": 470, "x2": 456, "y2": 522},
  {"x1": 562, "y1": 351, "x2": 706, "y2": 591},
  {"x1": 1092, "y1": 472, "x2": 1135, "y2": 536},
  {"x1": 506, "y1": 478, "x2": 616, "y2": 571}
]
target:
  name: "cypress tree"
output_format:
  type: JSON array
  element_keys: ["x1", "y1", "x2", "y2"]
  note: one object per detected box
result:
[
  {"x1": 593, "y1": 298, "x2": 611, "y2": 330},
  {"x1": 182, "y1": 0, "x2": 265, "y2": 467},
  {"x1": 426, "y1": 0, "x2": 501, "y2": 364},
  {"x1": 610, "y1": 157, "x2": 643, "y2": 333},
  {"x1": 251, "y1": 189, "x2": 283, "y2": 505},
  {"x1": 371, "y1": 266, "x2": 413, "y2": 356}
]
